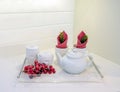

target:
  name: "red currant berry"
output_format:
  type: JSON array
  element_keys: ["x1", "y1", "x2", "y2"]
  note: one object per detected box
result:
[
  {"x1": 49, "y1": 65, "x2": 53, "y2": 69},
  {"x1": 24, "y1": 66, "x2": 28, "y2": 70},
  {"x1": 52, "y1": 69, "x2": 56, "y2": 74},
  {"x1": 34, "y1": 60, "x2": 39, "y2": 65},
  {"x1": 48, "y1": 71, "x2": 52, "y2": 74},
  {"x1": 29, "y1": 74, "x2": 34, "y2": 79}
]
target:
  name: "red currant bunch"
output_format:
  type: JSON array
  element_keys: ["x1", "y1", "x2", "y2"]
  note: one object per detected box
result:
[{"x1": 23, "y1": 60, "x2": 56, "y2": 79}]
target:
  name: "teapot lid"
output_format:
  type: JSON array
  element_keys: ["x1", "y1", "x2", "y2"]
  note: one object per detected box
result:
[{"x1": 67, "y1": 50, "x2": 84, "y2": 59}]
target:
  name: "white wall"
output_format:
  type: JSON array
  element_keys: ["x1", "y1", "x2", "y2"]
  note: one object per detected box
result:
[
  {"x1": 74, "y1": 0, "x2": 120, "y2": 65},
  {"x1": 0, "y1": 0, "x2": 74, "y2": 56}
]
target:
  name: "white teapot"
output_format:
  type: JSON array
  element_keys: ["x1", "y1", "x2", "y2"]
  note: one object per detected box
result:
[{"x1": 56, "y1": 49, "x2": 90, "y2": 74}]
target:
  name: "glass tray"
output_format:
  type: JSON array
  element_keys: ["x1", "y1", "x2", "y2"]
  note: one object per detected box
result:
[{"x1": 17, "y1": 59, "x2": 103, "y2": 83}]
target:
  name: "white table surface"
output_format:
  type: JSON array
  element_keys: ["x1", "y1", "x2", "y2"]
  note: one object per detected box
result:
[{"x1": 0, "y1": 49, "x2": 120, "y2": 92}]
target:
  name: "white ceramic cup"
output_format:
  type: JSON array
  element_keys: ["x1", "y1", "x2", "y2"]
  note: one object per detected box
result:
[
  {"x1": 55, "y1": 47, "x2": 68, "y2": 57},
  {"x1": 37, "y1": 52, "x2": 53, "y2": 65},
  {"x1": 26, "y1": 45, "x2": 39, "y2": 64}
]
